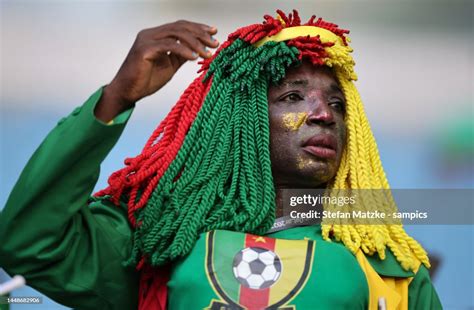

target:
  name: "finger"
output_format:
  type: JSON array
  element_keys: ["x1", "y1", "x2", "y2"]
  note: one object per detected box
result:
[
  {"x1": 172, "y1": 32, "x2": 214, "y2": 59},
  {"x1": 168, "y1": 20, "x2": 217, "y2": 36},
  {"x1": 208, "y1": 26, "x2": 218, "y2": 35},
  {"x1": 145, "y1": 21, "x2": 216, "y2": 40},
  {"x1": 140, "y1": 38, "x2": 198, "y2": 62},
  {"x1": 148, "y1": 21, "x2": 219, "y2": 52},
  {"x1": 196, "y1": 31, "x2": 220, "y2": 50},
  {"x1": 186, "y1": 21, "x2": 218, "y2": 36},
  {"x1": 179, "y1": 22, "x2": 219, "y2": 49}
]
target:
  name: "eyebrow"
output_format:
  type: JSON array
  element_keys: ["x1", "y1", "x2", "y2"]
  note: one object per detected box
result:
[
  {"x1": 279, "y1": 79, "x2": 309, "y2": 88},
  {"x1": 330, "y1": 84, "x2": 344, "y2": 96},
  {"x1": 278, "y1": 80, "x2": 344, "y2": 96}
]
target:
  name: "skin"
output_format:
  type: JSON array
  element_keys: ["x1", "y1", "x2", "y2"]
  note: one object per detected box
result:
[
  {"x1": 267, "y1": 63, "x2": 347, "y2": 216},
  {"x1": 268, "y1": 62, "x2": 347, "y2": 188},
  {"x1": 95, "y1": 22, "x2": 347, "y2": 218}
]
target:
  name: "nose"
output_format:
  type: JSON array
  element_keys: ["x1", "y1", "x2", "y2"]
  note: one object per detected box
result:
[{"x1": 305, "y1": 101, "x2": 335, "y2": 127}]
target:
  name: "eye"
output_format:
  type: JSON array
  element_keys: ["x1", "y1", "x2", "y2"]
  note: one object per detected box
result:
[
  {"x1": 280, "y1": 92, "x2": 303, "y2": 103},
  {"x1": 329, "y1": 100, "x2": 346, "y2": 113}
]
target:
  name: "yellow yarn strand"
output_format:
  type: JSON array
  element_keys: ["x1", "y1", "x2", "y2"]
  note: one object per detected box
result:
[
  {"x1": 323, "y1": 68, "x2": 430, "y2": 271},
  {"x1": 256, "y1": 24, "x2": 431, "y2": 271}
]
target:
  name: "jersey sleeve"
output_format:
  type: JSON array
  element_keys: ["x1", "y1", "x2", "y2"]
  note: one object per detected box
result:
[
  {"x1": 408, "y1": 265, "x2": 443, "y2": 309},
  {"x1": 0, "y1": 88, "x2": 139, "y2": 310}
]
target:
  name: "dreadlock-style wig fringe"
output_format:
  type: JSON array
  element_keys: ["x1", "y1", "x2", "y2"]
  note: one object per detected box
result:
[{"x1": 96, "y1": 9, "x2": 430, "y2": 271}]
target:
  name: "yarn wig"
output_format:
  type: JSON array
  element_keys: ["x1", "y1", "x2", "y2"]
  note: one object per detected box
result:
[{"x1": 95, "y1": 10, "x2": 430, "y2": 271}]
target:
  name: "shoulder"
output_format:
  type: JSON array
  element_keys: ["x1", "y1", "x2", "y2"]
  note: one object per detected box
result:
[{"x1": 365, "y1": 249, "x2": 417, "y2": 278}]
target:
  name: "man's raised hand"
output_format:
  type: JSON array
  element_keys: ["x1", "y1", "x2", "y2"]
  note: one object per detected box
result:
[{"x1": 95, "y1": 20, "x2": 219, "y2": 122}]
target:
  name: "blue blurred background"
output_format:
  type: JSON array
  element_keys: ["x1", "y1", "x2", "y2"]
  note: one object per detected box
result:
[{"x1": 1, "y1": 0, "x2": 473, "y2": 309}]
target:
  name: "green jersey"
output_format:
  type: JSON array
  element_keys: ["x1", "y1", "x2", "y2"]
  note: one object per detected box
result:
[{"x1": 168, "y1": 227, "x2": 368, "y2": 309}]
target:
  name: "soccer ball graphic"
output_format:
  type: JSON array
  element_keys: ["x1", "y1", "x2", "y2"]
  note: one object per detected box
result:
[{"x1": 232, "y1": 247, "x2": 282, "y2": 289}]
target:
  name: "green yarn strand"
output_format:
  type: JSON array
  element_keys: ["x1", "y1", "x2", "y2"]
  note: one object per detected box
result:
[{"x1": 126, "y1": 39, "x2": 301, "y2": 267}]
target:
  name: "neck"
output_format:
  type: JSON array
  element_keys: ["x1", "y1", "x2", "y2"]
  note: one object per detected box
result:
[
  {"x1": 274, "y1": 183, "x2": 327, "y2": 218},
  {"x1": 275, "y1": 188, "x2": 285, "y2": 218}
]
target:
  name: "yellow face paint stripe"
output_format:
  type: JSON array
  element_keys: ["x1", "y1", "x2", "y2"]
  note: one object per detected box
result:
[{"x1": 282, "y1": 112, "x2": 307, "y2": 131}]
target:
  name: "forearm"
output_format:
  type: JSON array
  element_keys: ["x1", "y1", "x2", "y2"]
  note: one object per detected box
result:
[{"x1": 94, "y1": 84, "x2": 135, "y2": 123}]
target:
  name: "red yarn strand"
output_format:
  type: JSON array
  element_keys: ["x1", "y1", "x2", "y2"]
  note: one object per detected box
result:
[{"x1": 95, "y1": 74, "x2": 210, "y2": 226}]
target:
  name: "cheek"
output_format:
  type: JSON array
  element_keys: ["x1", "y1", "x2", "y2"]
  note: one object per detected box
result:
[
  {"x1": 336, "y1": 120, "x2": 347, "y2": 157},
  {"x1": 269, "y1": 112, "x2": 300, "y2": 161},
  {"x1": 282, "y1": 112, "x2": 308, "y2": 131},
  {"x1": 269, "y1": 111, "x2": 306, "y2": 149}
]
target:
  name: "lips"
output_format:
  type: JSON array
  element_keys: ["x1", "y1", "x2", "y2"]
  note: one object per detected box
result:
[{"x1": 301, "y1": 134, "x2": 338, "y2": 159}]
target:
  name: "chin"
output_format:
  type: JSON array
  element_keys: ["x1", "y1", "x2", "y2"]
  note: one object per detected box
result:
[{"x1": 294, "y1": 160, "x2": 337, "y2": 187}]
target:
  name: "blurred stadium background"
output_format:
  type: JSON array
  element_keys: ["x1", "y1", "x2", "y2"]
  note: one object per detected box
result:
[{"x1": 1, "y1": 0, "x2": 473, "y2": 309}]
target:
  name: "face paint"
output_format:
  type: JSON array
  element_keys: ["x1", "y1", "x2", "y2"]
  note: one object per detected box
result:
[
  {"x1": 282, "y1": 112, "x2": 308, "y2": 131},
  {"x1": 296, "y1": 155, "x2": 313, "y2": 170}
]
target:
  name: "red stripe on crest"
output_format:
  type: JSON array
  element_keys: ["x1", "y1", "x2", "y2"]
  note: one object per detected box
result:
[
  {"x1": 239, "y1": 286, "x2": 270, "y2": 310},
  {"x1": 245, "y1": 234, "x2": 276, "y2": 251},
  {"x1": 238, "y1": 234, "x2": 276, "y2": 309}
]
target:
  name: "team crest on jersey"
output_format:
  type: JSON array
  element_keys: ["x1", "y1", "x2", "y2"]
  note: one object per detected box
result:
[{"x1": 205, "y1": 230, "x2": 315, "y2": 310}]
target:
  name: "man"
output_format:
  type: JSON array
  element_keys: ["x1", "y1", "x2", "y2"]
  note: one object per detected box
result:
[{"x1": 0, "y1": 10, "x2": 441, "y2": 309}]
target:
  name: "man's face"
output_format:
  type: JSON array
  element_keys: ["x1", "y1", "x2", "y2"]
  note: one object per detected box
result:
[{"x1": 267, "y1": 61, "x2": 347, "y2": 188}]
